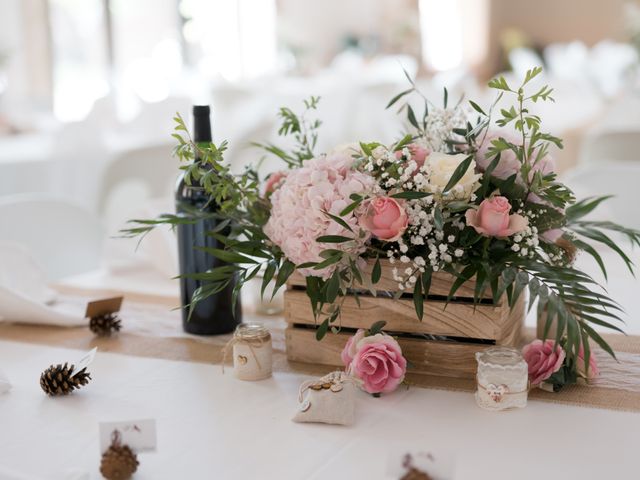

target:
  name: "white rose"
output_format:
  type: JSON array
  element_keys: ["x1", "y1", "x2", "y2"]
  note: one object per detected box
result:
[{"x1": 425, "y1": 152, "x2": 481, "y2": 201}]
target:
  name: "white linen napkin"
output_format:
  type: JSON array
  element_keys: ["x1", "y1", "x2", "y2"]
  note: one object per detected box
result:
[{"x1": 0, "y1": 243, "x2": 86, "y2": 326}]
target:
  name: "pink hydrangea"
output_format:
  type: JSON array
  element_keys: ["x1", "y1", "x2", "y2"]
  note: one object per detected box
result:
[{"x1": 263, "y1": 153, "x2": 377, "y2": 277}]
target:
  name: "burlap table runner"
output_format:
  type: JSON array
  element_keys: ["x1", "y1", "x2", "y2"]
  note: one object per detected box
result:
[{"x1": 1, "y1": 293, "x2": 639, "y2": 412}]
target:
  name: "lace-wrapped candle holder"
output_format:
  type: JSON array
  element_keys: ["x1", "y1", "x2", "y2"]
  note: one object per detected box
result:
[
  {"x1": 475, "y1": 347, "x2": 528, "y2": 411},
  {"x1": 232, "y1": 323, "x2": 272, "y2": 381}
]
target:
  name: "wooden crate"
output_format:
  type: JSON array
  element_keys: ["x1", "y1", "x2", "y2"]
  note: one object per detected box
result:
[{"x1": 284, "y1": 260, "x2": 525, "y2": 379}]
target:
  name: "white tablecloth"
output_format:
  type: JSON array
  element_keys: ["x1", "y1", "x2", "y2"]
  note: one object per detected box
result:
[{"x1": 0, "y1": 340, "x2": 637, "y2": 480}]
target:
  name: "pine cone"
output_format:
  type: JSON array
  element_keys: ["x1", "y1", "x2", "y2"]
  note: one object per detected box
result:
[
  {"x1": 100, "y1": 440, "x2": 139, "y2": 480},
  {"x1": 90, "y1": 313, "x2": 122, "y2": 336},
  {"x1": 40, "y1": 363, "x2": 91, "y2": 396},
  {"x1": 400, "y1": 467, "x2": 433, "y2": 480}
]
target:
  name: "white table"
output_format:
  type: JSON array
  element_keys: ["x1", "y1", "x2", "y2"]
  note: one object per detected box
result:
[
  {"x1": 0, "y1": 340, "x2": 637, "y2": 480},
  {"x1": 3, "y1": 228, "x2": 640, "y2": 479}
]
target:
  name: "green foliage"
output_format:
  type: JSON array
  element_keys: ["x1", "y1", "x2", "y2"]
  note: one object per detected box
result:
[{"x1": 253, "y1": 96, "x2": 322, "y2": 168}]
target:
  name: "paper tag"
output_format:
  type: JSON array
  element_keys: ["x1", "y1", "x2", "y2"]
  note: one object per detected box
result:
[
  {"x1": 99, "y1": 419, "x2": 157, "y2": 453},
  {"x1": 85, "y1": 296, "x2": 123, "y2": 318},
  {"x1": 70, "y1": 347, "x2": 97, "y2": 377},
  {"x1": 386, "y1": 448, "x2": 456, "y2": 479}
]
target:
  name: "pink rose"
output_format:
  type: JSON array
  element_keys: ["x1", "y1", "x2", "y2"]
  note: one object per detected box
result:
[
  {"x1": 475, "y1": 131, "x2": 522, "y2": 180},
  {"x1": 528, "y1": 154, "x2": 556, "y2": 182},
  {"x1": 341, "y1": 329, "x2": 366, "y2": 367},
  {"x1": 351, "y1": 334, "x2": 407, "y2": 394},
  {"x1": 522, "y1": 339, "x2": 566, "y2": 386},
  {"x1": 577, "y1": 346, "x2": 599, "y2": 380},
  {"x1": 359, "y1": 196, "x2": 408, "y2": 242},
  {"x1": 476, "y1": 131, "x2": 556, "y2": 182},
  {"x1": 395, "y1": 143, "x2": 430, "y2": 170},
  {"x1": 465, "y1": 196, "x2": 528, "y2": 237},
  {"x1": 264, "y1": 171, "x2": 287, "y2": 196}
]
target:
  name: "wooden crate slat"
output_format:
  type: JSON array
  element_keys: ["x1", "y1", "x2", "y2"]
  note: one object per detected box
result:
[
  {"x1": 286, "y1": 327, "x2": 485, "y2": 379},
  {"x1": 287, "y1": 259, "x2": 494, "y2": 301},
  {"x1": 285, "y1": 290, "x2": 506, "y2": 340},
  {"x1": 495, "y1": 294, "x2": 526, "y2": 346}
]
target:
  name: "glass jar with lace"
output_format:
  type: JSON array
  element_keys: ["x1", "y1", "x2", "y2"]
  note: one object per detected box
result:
[{"x1": 475, "y1": 347, "x2": 528, "y2": 411}]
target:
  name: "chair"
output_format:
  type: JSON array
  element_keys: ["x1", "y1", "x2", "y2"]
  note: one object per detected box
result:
[
  {"x1": 579, "y1": 130, "x2": 640, "y2": 165},
  {"x1": 96, "y1": 143, "x2": 176, "y2": 231},
  {"x1": 0, "y1": 194, "x2": 104, "y2": 280}
]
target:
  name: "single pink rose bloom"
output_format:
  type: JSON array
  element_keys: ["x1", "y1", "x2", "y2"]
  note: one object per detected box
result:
[
  {"x1": 359, "y1": 196, "x2": 408, "y2": 242},
  {"x1": 577, "y1": 345, "x2": 599, "y2": 380},
  {"x1": 522, "y1": 339, "x2": 566, "y2": 386},
  {"x1": 475, "y1": 131, "x2": 522, "y2": 180},
  {"x1": 341, "y1": 328, "x2": 366, "y2": 367},
  {"x1": 395, "y1": 143, "x2": 430, "y2": 170},
  {"x1": 528, "y1": 153, "x2": 556, "y2": 182},
  {"x1": 263, "y1": 171, "x2": 287, "y2": 196},
  {"x1": 465, "y1": 196, "x2": 528, "y2": 238},
  {"x1": 351, "y1": 334, "x2": 407, "y2": 394}
]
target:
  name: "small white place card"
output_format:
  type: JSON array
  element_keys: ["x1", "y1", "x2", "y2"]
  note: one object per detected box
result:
[
  {"x1": 386, "y1": 448, "x2": 456, "y2": 480},
  {"x1": 70, "y1": 347, "x2": 97, "y2": 378},
  {"x1": 99, "y1": 419, "x2": 157, "y2": 453}
]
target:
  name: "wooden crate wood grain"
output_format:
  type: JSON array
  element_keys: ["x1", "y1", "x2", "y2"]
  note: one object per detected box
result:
[{"x1": 284, "y1": 260, "x2": 526, "y2": 379}]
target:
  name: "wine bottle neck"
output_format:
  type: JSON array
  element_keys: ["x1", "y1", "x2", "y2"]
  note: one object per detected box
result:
[
  {"x1": 193, "y1": 117, "x2": 212, "y2": 144},
  {"x1": 192, "y1": 105, "x2": 212, "y2": 162}
]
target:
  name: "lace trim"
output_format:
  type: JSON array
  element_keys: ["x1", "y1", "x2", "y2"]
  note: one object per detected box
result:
[{"x1": 591, "y1": 351, "x2": 640, "y2": 394}]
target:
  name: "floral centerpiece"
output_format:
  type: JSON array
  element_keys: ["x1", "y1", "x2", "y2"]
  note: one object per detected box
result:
[{"x1": 126, "y1": 68, "x2": 639, "y2": 393}]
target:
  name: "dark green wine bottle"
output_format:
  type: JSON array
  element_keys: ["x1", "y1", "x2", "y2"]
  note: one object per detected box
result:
[{"x1": 175, "y1": 105, "x2": 241, "y2": 335}]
